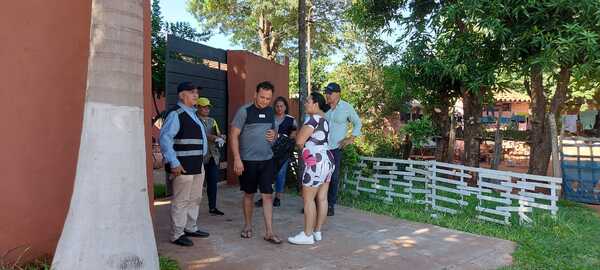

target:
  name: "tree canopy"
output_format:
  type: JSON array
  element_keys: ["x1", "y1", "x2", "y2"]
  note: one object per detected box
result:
[
  {"x1": 348, "y1": 0, "x2": 600, "y2": 174},
  {"x1": 186, "y1": 0, "x2": 347, "y2": 60}
]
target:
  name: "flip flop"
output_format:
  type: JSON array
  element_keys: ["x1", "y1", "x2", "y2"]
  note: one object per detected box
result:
[
  {"x1": 241, "y1": 229, "x2": 252, "y2": 239},
  {"x1": 263, "y1": 235, "x2": 282, "y2": 245}
]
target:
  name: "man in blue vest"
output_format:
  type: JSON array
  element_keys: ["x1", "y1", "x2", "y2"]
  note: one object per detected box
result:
[
  {"x1": 160, "y1": 82, "x2": 210, "y2": 247},
  {"x1": 230, "y1": 81, "x2": 282, "y2": 244}
]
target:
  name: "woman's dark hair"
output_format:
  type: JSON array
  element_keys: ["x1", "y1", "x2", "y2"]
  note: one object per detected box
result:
[
  {"x1": 274, "y1": 96, "x2": 289, "y2": 114},
  {"x1": 310, "y1": 92, "x2": 330, "y2": 112}
]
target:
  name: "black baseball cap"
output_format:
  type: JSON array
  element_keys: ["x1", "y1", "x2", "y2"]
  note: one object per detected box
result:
[
  {"x1": 177, "y1": 82, "x2": 198, "y2": 93},
  {"x1": 324, "y1": 82, "x2": 341, "y2": 94}
]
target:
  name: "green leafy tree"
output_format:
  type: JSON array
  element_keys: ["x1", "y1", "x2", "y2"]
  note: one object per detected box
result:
[
  {"x1": 289, "y1": 56, "x2": 332, "y2": 95},
  {"x1": 186, "y1": 0, "x2": 346, "y2": 60},
  {"x1": 471, "y1": 0, "x2": 600, "y2": 175},
  {"x1": 401, "y1": 117, "x2": 436, "y2": 150},
  {"x1": 327, "y1": 28, "x2": 404, "y2": 121},
  {"x1": 151, "y1": 0, "x2": 166, "y2": 97},
  {"x1": 350, "y1": 0, "x2": 504, "y2": 167},
  {"x1": 351, "y1": 0, "x2": 600, "y2": 174},
  {"x1": 385, "y1": 37, "x2": 463, "y2": 162},
  {"x1": 187, "y1": 0, "x2": 347, "y2": 119}
]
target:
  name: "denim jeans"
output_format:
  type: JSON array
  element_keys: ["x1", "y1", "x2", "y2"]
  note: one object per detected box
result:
[
  {"x1": 327, "y1": 148, "x2": 343, "y2": 207},
  {"x1": 274, "y1": 159, "x2": 289, "y2": 193},
  {"x1": 204, "y1": 158, "x2": 219, "y2": 209}
]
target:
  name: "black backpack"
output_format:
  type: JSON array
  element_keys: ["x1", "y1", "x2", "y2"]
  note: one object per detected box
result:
[{"x1": 272, "y1": 134, "x2": 295, "y2": 171}]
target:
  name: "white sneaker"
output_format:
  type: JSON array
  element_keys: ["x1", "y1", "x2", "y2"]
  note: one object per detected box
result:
[
  {"x1": 313, "y1": 231, "x2": 322, "y2": 241},
  {"x1": 288, "y1": 231, "x2": 314, "y2": 245}
]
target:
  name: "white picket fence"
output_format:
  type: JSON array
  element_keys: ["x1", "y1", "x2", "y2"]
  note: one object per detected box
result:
[{"x1": 343, "y1": 156, "x2": 562, "y2": 225}]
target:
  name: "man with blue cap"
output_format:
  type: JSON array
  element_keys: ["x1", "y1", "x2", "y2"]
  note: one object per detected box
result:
[
  {"x1": 324, "y1": 82, "x2": 362, "y2": 216},
  {"x1": 160, "y1": 82, "x2": 210, "y2": 246}
]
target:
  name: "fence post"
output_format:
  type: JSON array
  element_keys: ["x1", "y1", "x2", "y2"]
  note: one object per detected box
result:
[
  {"x1": 430, "y1": 161, "x2": 437, "y2": 211},
  {"x1": 548, "y1": 112, "x2": 561, "y2": 178}
]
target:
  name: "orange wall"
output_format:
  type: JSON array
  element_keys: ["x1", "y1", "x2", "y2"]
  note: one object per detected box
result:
[
  {"x1": 0, "y1": 0, "x2": 153, "y2": 262},
  {"x1": 226, "y1": 51, "x2": 289, "y2": 184},
  {"x1": 484, "y1": 102, "x2": 530, "y2": 118},
  {"x1": 511, "y1": 102, "x2": 529, "y2": 115}
]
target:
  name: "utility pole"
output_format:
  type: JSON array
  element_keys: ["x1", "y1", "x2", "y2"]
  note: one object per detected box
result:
[
  {"x1": 298, "y1": 0, "x2": 308, "y2": 120},
  {"x1": 307, "y1": 4, "x2": 313, "y2": 93}
]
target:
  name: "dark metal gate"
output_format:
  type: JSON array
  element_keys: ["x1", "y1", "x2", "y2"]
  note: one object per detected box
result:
[{"x1": 165, "y1": 35, "x2": 228, "y2": 141}]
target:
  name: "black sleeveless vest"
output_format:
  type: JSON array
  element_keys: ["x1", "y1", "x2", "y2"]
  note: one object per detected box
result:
[
  {"x1": 166, "y1": 105, "x2": 205, "y2": 175},
  {"x1": 245, "y1": 105, "x2": 275, "y2": 126}
]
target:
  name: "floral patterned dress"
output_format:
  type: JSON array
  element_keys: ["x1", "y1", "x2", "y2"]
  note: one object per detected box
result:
[{"x1": 301, "y1": 114, "x2": 335, "y2": 187}]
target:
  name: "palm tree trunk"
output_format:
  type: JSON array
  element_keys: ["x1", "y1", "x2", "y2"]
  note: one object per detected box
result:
[{"x1": 52, "y1": 1, "x2": 159, "y2": 269}]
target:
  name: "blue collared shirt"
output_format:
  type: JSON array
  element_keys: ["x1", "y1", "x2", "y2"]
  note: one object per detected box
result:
[
  {"x1": 159, "y1": 101, "x2": 208, "y2": 167},
  {"x1": 325, "y1": 100, "x2": 362, "y2": 150}
]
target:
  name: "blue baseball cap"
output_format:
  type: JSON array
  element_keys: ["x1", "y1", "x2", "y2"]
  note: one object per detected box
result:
[
  {"x1": 324, "y1": 82, "x2": 341, "y2": 94},
  {"x1": 177, "y1": 82, "x2": 198, "y2": 93}
]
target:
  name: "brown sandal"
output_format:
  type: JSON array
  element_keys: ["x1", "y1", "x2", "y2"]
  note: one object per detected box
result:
[{"x1": 263, "y1": 235, "x2": 282, "y2": 244}]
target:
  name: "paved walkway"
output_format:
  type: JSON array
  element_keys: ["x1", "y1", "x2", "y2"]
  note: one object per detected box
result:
[{"x1": 154, "y1": 185, "x2": 515, "y2": 270}]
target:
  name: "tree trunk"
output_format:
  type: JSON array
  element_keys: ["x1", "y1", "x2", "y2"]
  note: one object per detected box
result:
[
  {"x1": 447, "y1": 113, "x2": 457, "y2": 162},
  {"x1": 549, "y1": 66, "x2": 570, "y2": 178},
  {"x1": 491, "y1": 112, "x2": 503, "y2": 170},
  {"x1": 527, "y1": 65, "x2": 551, "y2": 175},
  {"x1": 550, "y1": 66, "x2": 571, "y2": 116},
  {"x1": 548, "y1": 112, "x2": 561, "y2": 178},
  {"x1": 462, "y1": 89, "x2": 482, "y2": 168},
  {"x1": 433, "y1": 102, "x2": 451, "y2": 162},
  {"x1": 402, "y1": 134, "x2": 413, "y2": 160},
  {"x1": 528, "y1": 65, "x2": 571, "y2": 175},
  {"x1": 52, "y1": 1, "x2": 159, "y2": 269},
  {"x1": 258, "y1": 13, "x2": 279, "y2": 61}
]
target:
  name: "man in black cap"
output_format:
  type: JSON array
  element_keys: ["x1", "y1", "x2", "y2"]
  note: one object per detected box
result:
[
  {"x1": 160, "y1": 82, "x2": 210, "y2": 246},
  {"x1": 324, "y1": 82, "x2": 362, "y2": 216}
]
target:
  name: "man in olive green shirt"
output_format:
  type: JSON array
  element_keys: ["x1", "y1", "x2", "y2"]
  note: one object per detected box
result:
[{"x1": 196, "y1": 97, "x2": 226, "y2": 216}]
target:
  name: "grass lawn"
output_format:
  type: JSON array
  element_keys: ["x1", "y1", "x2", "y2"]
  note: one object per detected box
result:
[
  {"x1": 339, "y1": 192, "x2": 600, "y2": 269},
  {"x1": 154, "y1": 183, "x2": 167, "y2": 199},
  {"x1": 159, "y1": 256, "x2": 180, "y2": 270}
]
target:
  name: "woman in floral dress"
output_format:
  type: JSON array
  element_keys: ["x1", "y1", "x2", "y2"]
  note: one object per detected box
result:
[{"x1": 288, "y1": 92, "x2": 335, "y2": 245}]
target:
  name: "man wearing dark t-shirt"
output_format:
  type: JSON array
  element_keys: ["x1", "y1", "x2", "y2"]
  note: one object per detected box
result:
[{"x1": 230, "y1": 81, "x2": 282, "y2": 244}]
